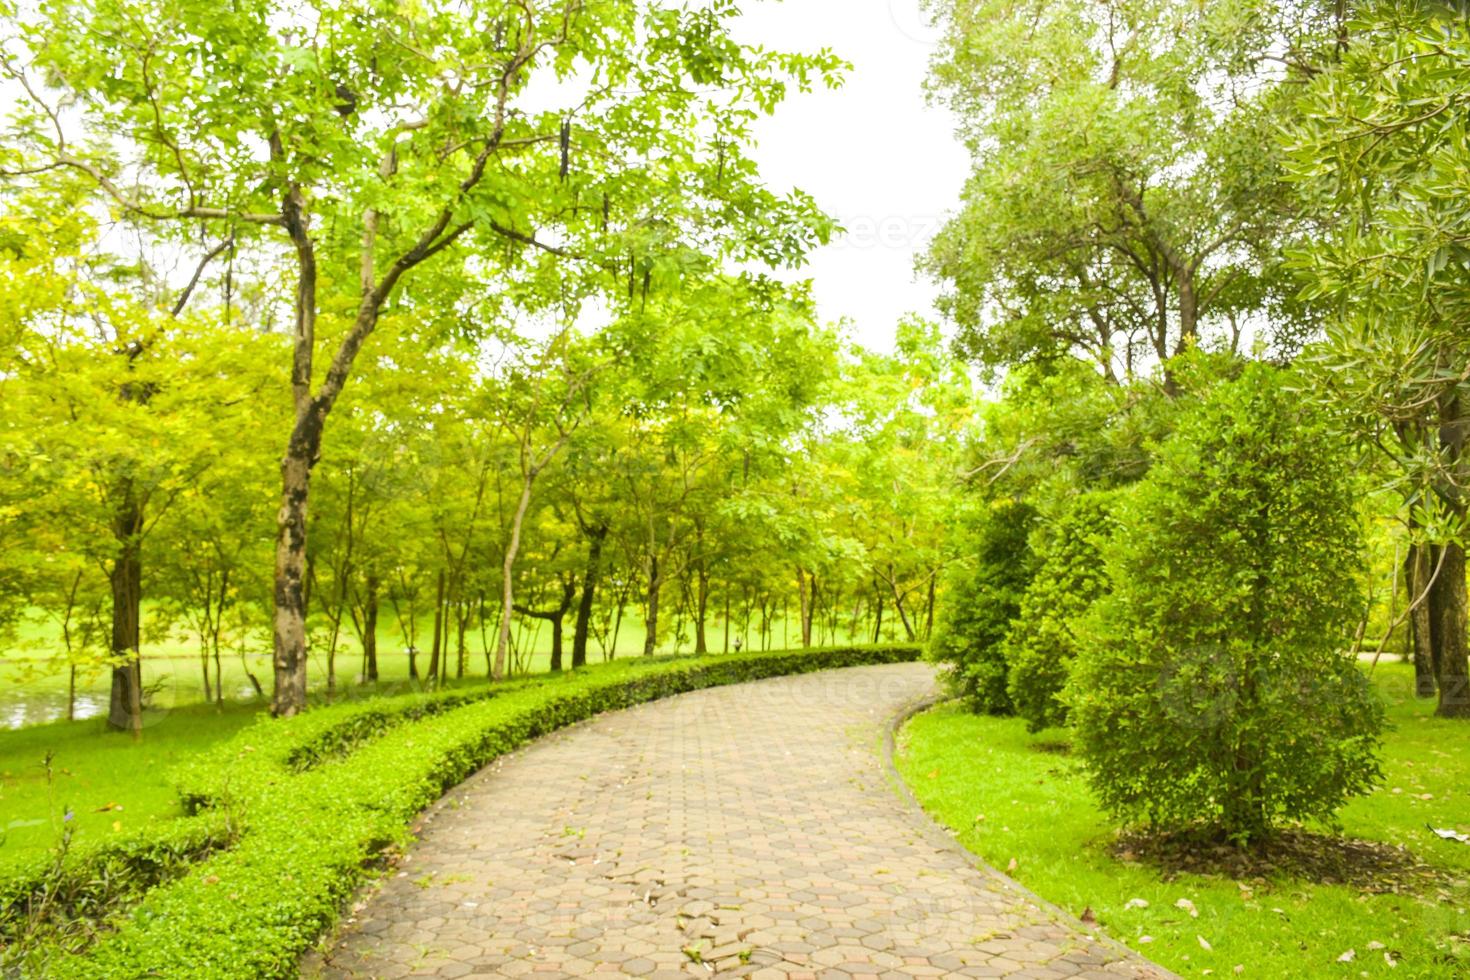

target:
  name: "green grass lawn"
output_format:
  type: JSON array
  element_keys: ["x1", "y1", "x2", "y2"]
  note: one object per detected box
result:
[
  {"x1": 0, "y1": 701, "x2": 262, "y2": 868},
  {"x1": 897, "y1": 662, "x2": 1470, "y2": 979}
]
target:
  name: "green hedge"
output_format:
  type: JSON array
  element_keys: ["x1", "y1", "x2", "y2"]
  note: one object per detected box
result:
[
  {"x1": 0, "y1": 811, "x2": 235, "y2": 960},
  {"x1": 18, "y1": 645, "x2": 919, "y2": 978}
]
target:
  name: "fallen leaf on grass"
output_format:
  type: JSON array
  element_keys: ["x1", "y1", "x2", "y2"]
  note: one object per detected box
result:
[
  {"x1": 1124, "y1": 898, "x2": 1149, "y2": 910},
  {"x1": 1337, "y1": 949, "x2": 1355, "y2": 963},
  {"x1": 95, "y1": 802, "x2": 123, "y2": 812},
  {"x1": 1176, "y1": 897, "x2": 1198, "y2": 918},
  {"x1": 1198, "y1": 935, "x2": 1212, "y2": 951}
]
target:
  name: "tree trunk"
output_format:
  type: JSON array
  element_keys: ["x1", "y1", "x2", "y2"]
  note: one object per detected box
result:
[
  {"x1": 694, "y1": 559, "x2": 710, "y2": 654},
  {"x1": 271, "y1": 447, "x2": 314, "y2": 717},
  {"x1": 924, "y1": 575, "x2": 937, "y2": 640},
  {"x1": 363, "y1": 573, "x2": 379, "y2": 682},
  {"x1": 428, "y1": 568, "x2": 445, "y2": 683},
  {"x1": 495, "y1": 478, "x2": 536, "y2": 680},
  {"x1": 107, "y1": 485, "x2": 144, "y2": 738},
  {"x1": 213, "y1": 568, "x2": 228, "y2": 706},
  {"x1": 1406, "y1": 544, "x2": 1438, "y2": 698},
  {"x1": 872, "y1": 590, "x2": 884, "y2": 644},
  {"x1": 1430, "y1": 541, "x2": 1470, "y2": 718},
  {"x1": 643, "y1": 554, "x2": 660, "y2": 656},
  {"x1": 572, "y1": 526, "x2": 606, "y2": 669},
  {"x1": 796, "y1": 568, "x2": 812, "y2": 648}
]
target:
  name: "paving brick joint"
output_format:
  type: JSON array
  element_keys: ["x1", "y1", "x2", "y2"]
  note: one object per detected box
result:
[{"x1": 306, "y1": 662, "x2": 1173, "y2": 979}]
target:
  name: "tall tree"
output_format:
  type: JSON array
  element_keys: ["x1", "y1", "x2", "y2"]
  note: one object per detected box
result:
[
  {"x1": 1287, "y1": 1, "x2": 1470, "y2": 718},
  {"x1": 922, "y1": 0, "x2": 1321, "y2": 383},
  {"x1": 2, "y1": 0, "x2": 838, "y2": 714}
]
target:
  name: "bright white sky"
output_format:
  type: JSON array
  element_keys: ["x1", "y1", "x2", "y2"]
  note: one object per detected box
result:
[{"x1": 733, "y1": 0, "x2": 970, "y2": 353}]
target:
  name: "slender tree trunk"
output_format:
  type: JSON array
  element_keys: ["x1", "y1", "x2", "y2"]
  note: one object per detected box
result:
[
  {"x1": 363, "y1": 573, "x2": 379, "y2": 682},
  {"x1": 272, "y1": 447, "x2": 315, "y2": 717},
  {"x1": 796, "y1": 567, "x2": 812, "y2": 648},
  {"x1": 872, "y1": 588, "x2": 884, "y2": 644},
  {"x1": 213, "y1": 568, "x2": 229, "y2": 706},
  {"x1": 886, "y1": 568, "x2": 917, "y2": 641},
  {"x1": 694, "y1": 559, "x2": 710, "y2": 655},
  {"x1": 495, "y1": 478, "x2": 536, "y2": 680},
  {"x1": 723, "y1": 592, "x2": 730, "y2": 654},
  {"x1": 456, "y1": 603, "x2": 468, "y2": 679},
  {"x1": 199, "y1": 574, "x2": 213, "y2": 702},
  {"x1": 107, "y1": 485, "x2": 144, "y2": 739},
  {"x1": 610, "y1": 592, "x2": 625, "y2": 661},
  {"x1": 924, "y1": 575, "x2": 937, "y2": 640},
  {"x1": 1177, "y1": 272, "x2": 1198, "y2": 354},
  {"x1": 1431, "y1": 541, "x2": 1470, "y2": 718},
  {"x1": 643, "y1": 554, "x2": 661, "y2": 656},
  {"x1": 428, "y1": 568, "x2": 445, "y2": 683},
  {"x1": 1406, "y1": 543, "x2": 1438, "y2": 698},
  {"x1": 571, "y1": 526, "x2": 606, "y2": 669}
]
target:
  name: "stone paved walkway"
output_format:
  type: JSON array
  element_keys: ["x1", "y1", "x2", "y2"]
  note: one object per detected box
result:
[{"x1": 309, "y1": 663, "x2": 1172, "y2": 979}]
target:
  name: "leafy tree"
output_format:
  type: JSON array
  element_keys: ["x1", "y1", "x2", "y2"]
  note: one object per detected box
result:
[
  {"x1": 1067, "y1": 366, "x2": 1384, "y2": 842},
  {"x1": 921, "y1": 0, "x2": 1322, "y2": 384},
  {"x1": 1004, "y1": 492, "x2": 1115, "y2": 733},
  {"x1": 1, "y1": 0, "x2": 839, "y2": 715},
  {"x1": 928, "y1": 500, "x2": 1038, "y2": 713},
  {"x1": 1286, "y1": 1, "x2": 1470, "y2": 717}
]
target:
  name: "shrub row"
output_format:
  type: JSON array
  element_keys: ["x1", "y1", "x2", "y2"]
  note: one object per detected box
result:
[
  {"x1": 0, "y1": 811, "x2": 235, "y2": 964},
  {"x1": 26, "y1": 645, "x2": 918, "y2": 978}
]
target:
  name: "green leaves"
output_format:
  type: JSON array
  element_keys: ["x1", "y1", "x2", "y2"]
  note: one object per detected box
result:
[
  {"x1": 1067, "y1": 365, "x2": 1385, "y2": 841},
  {"x1": 923, "y1": 0, "x2": 1319, "y2": 379}
]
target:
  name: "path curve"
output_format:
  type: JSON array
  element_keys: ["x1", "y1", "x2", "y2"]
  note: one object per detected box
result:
[{"x1": 310, "y1": 662, "x2": 1171, "y2": 980}]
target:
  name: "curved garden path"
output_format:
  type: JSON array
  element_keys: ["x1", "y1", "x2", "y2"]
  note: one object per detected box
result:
[{"x1": 308, "y1": 662, "x2": 1173, "y2": 980}]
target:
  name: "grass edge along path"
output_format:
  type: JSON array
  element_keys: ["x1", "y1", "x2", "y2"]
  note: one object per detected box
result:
[
  {"x1": 895, "y1": 663, "x2": 1470, "y2": 979},
  {"x1": 4, "y1": 645, "x2": 919, "y2": 978}
]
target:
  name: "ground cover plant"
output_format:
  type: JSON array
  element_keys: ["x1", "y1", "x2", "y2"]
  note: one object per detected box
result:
[{"x1": 898, "y1": 662, "x2": 1470, "y2": 978}]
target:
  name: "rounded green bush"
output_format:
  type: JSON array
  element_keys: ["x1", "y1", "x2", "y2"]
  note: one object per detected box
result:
[
  {"x1": 928, "y1": 500, "x2": 1037, "y2": 713},
  {"x1": 1003, "y1": 492, "x2": 1115, "y2": 732},
  {"x1": 1066, "y1": 365, "x2": 1384, "y2": 843}
]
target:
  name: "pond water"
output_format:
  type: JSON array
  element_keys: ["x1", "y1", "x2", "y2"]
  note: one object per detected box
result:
[{"x1": 0, "y1": 685, "x2": 266, "y2": 729}]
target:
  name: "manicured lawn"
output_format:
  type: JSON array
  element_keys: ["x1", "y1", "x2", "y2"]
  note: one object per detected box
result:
[
  {"x1": 0, "y1": 701, "x2": 261, "y2": 867},
  {"x1": 896, "y1": 662, "x2": 1470, "y2": 978}
]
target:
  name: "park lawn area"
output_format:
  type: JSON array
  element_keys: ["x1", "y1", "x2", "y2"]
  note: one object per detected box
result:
[
  {"x1": 897, "y1": 662, "x2": 1470, "y2": 979},
  {"x1": 0, "y1": 666, "x2": 529, "y2": 865},
  {"x1": 0, "y1": 701, "x2": 263, "y2": 866}
]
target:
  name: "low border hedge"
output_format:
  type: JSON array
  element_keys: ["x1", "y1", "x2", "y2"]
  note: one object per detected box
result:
[{"x1": 19, "y1": 645, "x2": 919, "y2": 978}]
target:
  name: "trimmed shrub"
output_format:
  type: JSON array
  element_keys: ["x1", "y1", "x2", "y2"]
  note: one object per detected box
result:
[
  {"x1": 1066, "y1": 366, "x2": 1384, "y2": 843},
  {"x1": 928, "y1": 500, "x2": 1038, "y2": 713},
  {"x1": 8, "y1": 645, "x2": 919, "y2": 978},
  {"x1": 1003, "y1": 492, "x2": 1115, "y2": 732}
]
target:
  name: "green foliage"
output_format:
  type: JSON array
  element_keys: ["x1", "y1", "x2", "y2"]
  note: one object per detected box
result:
[
  {"x1": 1003, "y1": 492, "x2": 1116, "y2": 733},
  {"x1": 4, "y1": 646, "x2": 919, "y2": 977},
  {"x1": 928, "y1": 501, "x2": 1038, "y2": 713},
  {"x1": 1067, "y1": 366, "x2": 1385, "y2": 841},
  {"x1": 921, "y1": 0, "x2": 1322, "y2": 381},
  {"x1": 899, "y1": 662, "x2": 1470, "y2": 978},
  {"x1": 0, "y1": 812, "x2": 235, "y2": 960},
  {"x1": 1285, "y1": 5, "x2": 1470, "y2": 712}
]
